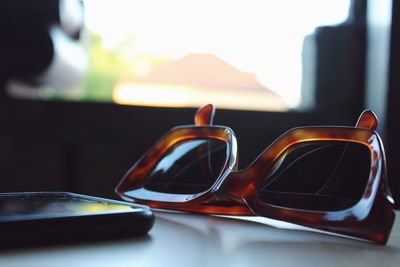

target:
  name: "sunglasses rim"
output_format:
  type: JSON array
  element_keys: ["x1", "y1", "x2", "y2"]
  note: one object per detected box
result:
[
  {"x1": 244, "y1": 128, "x2": 394, "y2": 244},
  {"x1": 115, "y1": 125, "x2": 238, "y2": 200}
]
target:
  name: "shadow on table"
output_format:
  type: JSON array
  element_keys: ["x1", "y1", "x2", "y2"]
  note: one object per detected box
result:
[
  {"x1": 155, "y1": 210, "x2": 400, "y2": 267},
  {"x1": 0, "y1": 231, "x2": 152, "y2": 251}
]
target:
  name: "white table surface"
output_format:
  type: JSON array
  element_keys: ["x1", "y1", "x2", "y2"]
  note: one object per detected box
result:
[{"x1": 0, "y1": 210, "x2": 399, "y2": 267}]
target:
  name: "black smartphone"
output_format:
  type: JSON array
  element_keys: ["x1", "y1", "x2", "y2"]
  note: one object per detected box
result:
[{"x1": 0, "y1": 192, "x2": 154, "y2": 247}]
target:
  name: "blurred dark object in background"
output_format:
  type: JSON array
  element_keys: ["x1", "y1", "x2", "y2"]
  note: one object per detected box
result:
[{"x1": 0, "y1": 0, "x2": 85, "y2": 89}]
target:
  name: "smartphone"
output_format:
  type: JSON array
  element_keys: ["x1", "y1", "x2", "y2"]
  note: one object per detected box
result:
[{"x1": 0, "y1": 192, "x2": 154, "y2": 247}]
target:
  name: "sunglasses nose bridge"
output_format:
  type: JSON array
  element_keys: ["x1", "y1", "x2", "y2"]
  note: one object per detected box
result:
[{"x1": 214, "y1": 171, "x2": 254, "y2": 201}]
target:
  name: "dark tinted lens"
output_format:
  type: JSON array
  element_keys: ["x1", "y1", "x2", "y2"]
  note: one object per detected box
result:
[
  {"x1": 144, "y1": 138, "x2": 228, "y2": 194},
  {"x1": 258, "y1": 141, "x2": 371, "y2": 211}
]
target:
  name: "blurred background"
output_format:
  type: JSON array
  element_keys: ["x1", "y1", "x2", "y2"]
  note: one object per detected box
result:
[{"x1": 0, "y1": 0, "x2": 399, "y2": 207}]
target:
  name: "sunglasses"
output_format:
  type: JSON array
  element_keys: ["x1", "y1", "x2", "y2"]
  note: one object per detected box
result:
[{"x1": 116, "y1": 104, "x2": 395, "y2": 244}]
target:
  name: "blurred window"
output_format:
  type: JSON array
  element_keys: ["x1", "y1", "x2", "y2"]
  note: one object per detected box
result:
[{"x1": 39, "y1": 0, "x2": 351, "y2": 111}]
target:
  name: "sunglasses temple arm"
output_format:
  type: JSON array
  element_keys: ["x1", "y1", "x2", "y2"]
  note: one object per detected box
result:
[
  {"x1": 195, "y1": 104, "x2": 215, "y2": 126},
  {"x1": 356, "y1": 110, "x2": 378, "y2": 130}
]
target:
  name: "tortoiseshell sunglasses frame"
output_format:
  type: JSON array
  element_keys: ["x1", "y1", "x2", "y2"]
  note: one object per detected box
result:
[{"x1": 116, "y1": 104, "x2": 395, "y2": 244}]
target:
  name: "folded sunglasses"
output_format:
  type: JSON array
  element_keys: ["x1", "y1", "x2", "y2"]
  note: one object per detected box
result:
[{"x1": 116, "y1": 104, "x2": 395, "y2": 244}]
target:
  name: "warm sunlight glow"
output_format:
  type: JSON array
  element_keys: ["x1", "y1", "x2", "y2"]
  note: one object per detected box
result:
[
  {"x1": 113, "y1": 83, "x2": 288, "y2": 111},
  {"x1": 113, "y1": 83, "x2": 196, "y2": 107},
  {"x1": 85, "y1": 0, "x2": 350, "y2": 109},
  {"x1": 134, "y1": 60, "x2": 152, "y2": 77}
]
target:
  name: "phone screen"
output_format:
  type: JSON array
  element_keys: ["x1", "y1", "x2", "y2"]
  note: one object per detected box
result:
[
  {"x1": 0, "y1": 192, "x2": 154, "y2": 247},
  {"x1": 0, "y1": 192, "x2": 144, "y2": 221}
]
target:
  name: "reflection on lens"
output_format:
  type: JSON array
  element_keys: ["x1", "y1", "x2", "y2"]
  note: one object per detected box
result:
[
  {"x1": 258, "y1": 142, "x2": 371, "y2": 211},
  {"x1": 144, "y1": 138, "x2": 228, "y2": 194}
]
